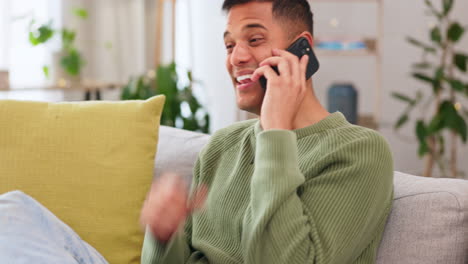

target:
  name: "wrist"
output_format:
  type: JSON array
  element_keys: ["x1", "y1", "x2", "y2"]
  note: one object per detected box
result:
[{"x1": 261, "y1": 120, "x2": 293, "y2": 131}]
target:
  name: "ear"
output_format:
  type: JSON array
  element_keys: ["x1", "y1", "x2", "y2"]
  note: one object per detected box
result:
[{"x1": 298, "y1": 31, "x2": 314, "y2": 47}]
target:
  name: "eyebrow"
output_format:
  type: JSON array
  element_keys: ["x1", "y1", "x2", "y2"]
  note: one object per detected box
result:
[{"x1": 223, "y1": 23, "x2": 268, "y2": 39}]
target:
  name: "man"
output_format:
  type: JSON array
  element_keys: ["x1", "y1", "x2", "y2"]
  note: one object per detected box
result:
[{"x1": 140, "y1": 0, "x2": 394, "y2": 263}]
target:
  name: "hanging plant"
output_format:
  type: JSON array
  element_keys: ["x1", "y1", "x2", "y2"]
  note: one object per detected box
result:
[{"x1": 28, "y1": 8, "x2": 88, "y2": 78}]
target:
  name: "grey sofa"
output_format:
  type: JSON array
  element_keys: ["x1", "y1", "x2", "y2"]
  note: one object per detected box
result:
[{"x1": 154, "y1": 126, "x2": 468, "y2": 264}]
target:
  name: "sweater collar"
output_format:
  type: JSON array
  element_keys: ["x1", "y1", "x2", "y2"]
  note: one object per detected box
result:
[{"x1": 253, "y1": 112, "x2": 349, "y2": 139}]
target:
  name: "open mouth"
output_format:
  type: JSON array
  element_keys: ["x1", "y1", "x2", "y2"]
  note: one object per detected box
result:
[{"x1": 236, "y1": 74, "x2": 253, "y2": 86}]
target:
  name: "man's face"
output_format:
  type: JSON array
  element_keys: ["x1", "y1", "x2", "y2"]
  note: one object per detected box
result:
[{"x1": 224, "y1": 2, "x2": 290, "y2": 114}]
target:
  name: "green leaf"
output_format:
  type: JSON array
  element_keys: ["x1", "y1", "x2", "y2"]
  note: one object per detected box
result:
[
  {"x1": 60, "y1": 48, "x2": 85, "y2": 76},
  {"x1": 433, "y1": 67, "x2": 444, "y2": 93},
  {"x1": 454, "y1": 53, "x2": 467, "y2": 72},
  {"x1": 392, "y1": 92, "x2": 415, "y2": 105},
  {"x1": 412, "y1": 62, "x2": 433, "y2": 69},
  {"x1": 435, "y1": 67, "x2": 444, "y2": 80},
  {"x1": 73, "y1": 8, "x2": 88, "y2": 19},
  {"x1": 447, "y1": 22, "x2": 465, "y2": 43},
  {"x1": 418, "y1": 143, "x2": 429, "y2": 157},
  {"x1": 42, "y1": 66, "x2": 50, "y2": 79},
  {"x1": 447, "y1": 78, "x2": 465, "y2": 92},
  {"x1": 61, "y1": 29, "x2": 76, "y2": 50},
  {"x1": 416, "y1": 120, "x2": 427, "y2": 143},
  {"x1": 29, "y1": 23, "x2": 55, "y2": 46},
  {"x1": 416, "y1": 120, "x2": 429, "y2": 156},
  {"x1": 443, "y1": 0, "x2": 454, "y2": 15},
  {"x1": 430, "y1": 26, "x2": 442, "y2": 45},
  {"x1": 439, "y1": 101, "x2": 468, "y2": 142},
  {"x1": 424, "y1": 0, "x2": 443, "y2": 19},
  {"x1": 29, "y1": 32, "x2": 39, "y2": 45},
  {"x1": 187, "y1": 71, "x2": 193, "y2": 82},
  {"x1": 412, "y1": 72, "x2": 437, "y2": 91},
  {"x1": 427, "y1": 112, "x2": 444, "y2": 134},
  {"x1": 395, "y1": 114, "x2": 409, "y2": 129},
  {"x1": 406, "y1": 37, "x2": 436, "y2": 53},
  {"x1": 412, "y1": 72, "x2": 435, "y2": 84},
  {"x1": 454, "y1": 115, "x2": 467, "y2": 142}
]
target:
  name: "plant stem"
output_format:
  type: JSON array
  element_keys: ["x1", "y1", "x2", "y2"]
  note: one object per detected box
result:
[
  {"x1": 450, "y1": 131, "x2": 457, "y2": 177},
  {"x1": 447, "y1": 42, "x2": 458, "y2": 178},
  {"x1": 424, "y1": 137, "x2": 435, "y2": 177},
  {"x1": 425, "y1": 12, "x2": 449, "y2": 177}
]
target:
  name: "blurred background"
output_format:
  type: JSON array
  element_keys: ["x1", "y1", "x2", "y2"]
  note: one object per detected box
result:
[{"x1": 0, "y1": 0, "x2": 467, "y2": 179}]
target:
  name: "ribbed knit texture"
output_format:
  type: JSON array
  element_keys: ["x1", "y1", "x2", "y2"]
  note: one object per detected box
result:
[{"x1": 142, "y1": 112, "x2": 394, "y2": 264}]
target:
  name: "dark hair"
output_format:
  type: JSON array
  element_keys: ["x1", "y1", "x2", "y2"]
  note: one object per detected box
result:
[{"x1": 222, "y1": 0, "x2": 314, "y2": 38}]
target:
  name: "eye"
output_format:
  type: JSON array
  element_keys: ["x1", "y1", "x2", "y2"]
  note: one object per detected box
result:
[
  {"x1": 249, "y1": 37, "x2": 264, "y2": 45},
  {"x1": 225, "y1": 43, "x2": 234, "y2": 53}
]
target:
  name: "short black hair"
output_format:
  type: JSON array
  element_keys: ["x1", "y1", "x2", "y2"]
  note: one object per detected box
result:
[{"x1": 222, "y1": 0, "x2": 314, "y2": 38}]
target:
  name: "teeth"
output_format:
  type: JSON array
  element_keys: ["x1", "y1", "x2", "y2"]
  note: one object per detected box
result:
[{"x1": 236, "y1": 74, "x2": 252, "y2": 83}]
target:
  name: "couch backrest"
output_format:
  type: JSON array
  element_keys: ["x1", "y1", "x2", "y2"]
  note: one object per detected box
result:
[
  {"x1": 154, "y1": 126, "x2": 210, "y2": 183},
  {"x1": 376, "y1": 171, "x2": 467, "y2": 264},
  {"x1": 155, "y1": 126, "x2": 468, "y2": 264}
]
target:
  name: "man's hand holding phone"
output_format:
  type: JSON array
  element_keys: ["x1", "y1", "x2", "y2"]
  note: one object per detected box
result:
[{"x1": 251, "y1": 48, "x2": 310, "y2": 131}]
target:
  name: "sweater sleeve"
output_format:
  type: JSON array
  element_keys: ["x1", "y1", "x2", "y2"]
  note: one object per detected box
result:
[
  {"x1": 141, "y1": 155, "x2": 203, "y2": 264},
  {"x1": 241, "y1": 130, "x2": 393, "y2": 264}
]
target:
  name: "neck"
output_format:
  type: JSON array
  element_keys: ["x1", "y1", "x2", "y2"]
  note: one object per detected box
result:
[{"x1": 292, "y1": 82, "x2": 330, "y2": 130}]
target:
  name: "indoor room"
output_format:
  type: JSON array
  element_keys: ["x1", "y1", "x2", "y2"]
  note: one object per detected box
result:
[{"x1": 0, "y1": 0, "x2": 467, "y2": 263}]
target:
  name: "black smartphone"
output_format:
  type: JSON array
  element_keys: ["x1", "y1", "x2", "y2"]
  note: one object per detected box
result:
[{"x1": 260, "y1": 37, "x2": 319, "y2": 89}]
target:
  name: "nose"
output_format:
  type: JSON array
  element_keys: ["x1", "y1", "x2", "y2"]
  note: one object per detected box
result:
[{"x1": 230, "y1": 43, "x2": 252, "y2": 67}]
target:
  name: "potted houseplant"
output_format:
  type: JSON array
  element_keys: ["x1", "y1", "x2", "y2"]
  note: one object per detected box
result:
[
  {"x1": 121, "y1": 62, "x2": 210, "y2": 134},
  {"x1": 393, "y1": 0, "x2": 468, "y2": 178}
]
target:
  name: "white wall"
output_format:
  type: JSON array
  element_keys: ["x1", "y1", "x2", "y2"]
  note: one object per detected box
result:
[{"x1": 187, "y1": 0, "x2": 238, "y2": 132}]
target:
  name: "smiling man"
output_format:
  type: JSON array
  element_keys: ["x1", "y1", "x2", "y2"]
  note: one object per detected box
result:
[{"x1": 140, "y1": 1, "x2": 394, "y2": 263}]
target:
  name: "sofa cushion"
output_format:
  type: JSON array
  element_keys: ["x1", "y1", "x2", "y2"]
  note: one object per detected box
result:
[
  {"x1": 0, "y1": 96, "x2": 165, "y2": 264},
  {"x1": 154, "y1": 126, "x2": 210, "y2": 182},
  {"x1": 377, "y1": 171, "x2": 468, "y2": 264}
]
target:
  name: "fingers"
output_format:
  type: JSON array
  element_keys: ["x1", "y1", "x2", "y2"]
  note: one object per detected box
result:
[
  {"x1": 274, "y1": 48, "x2": 305, "y2": 85},
  {"x1": 150, "y1": 198, "x2": 188, "y2": 241},
  {"x1": 139, "y1": 172, "x2": 211, "y2": 242},
  {"x1": 274, "y1": 49, "x2": 299, "y2": 85},
  {"x1": 300, "y1": 55, "x2": 309, "y2": 93},
  {"x1": 251, "y1": 65, "x2": 280, "y2": 83},
  {"x1": 259, "y1": 57, "x2": 290, "y2": 79},
  {"x1": 255, "y1": 49, "x2": 308, "y2": 92},
  {"x1": 139, "y1": 173, "x2": 191, "y2": 242}
]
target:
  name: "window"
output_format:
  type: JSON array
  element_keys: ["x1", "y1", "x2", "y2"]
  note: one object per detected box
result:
[{"x1": 0, "y1": 0, "x2": 61, "y2": 89}]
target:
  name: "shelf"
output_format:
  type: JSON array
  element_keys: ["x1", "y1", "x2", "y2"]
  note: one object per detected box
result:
[
  {"x1": 316, "y1": 49, "x2": 376, "y2": 57},
  {"x1": 314, "y1": 0, "x2": 379, "y2": 2},
  {"x1": 314, "y1": 37, "x2": 377, "y2": 57},
  {"x1": 0, "y1": 81, "x2": 124, "y2": 92}
]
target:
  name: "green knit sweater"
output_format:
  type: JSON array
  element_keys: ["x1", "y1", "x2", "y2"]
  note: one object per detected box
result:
[{"x1": 142, "y1": 112, "x2": 394, "y2": 264}]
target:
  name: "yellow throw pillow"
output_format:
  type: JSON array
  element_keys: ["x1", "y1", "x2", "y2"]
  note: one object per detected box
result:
[{"x1": 0, "y1": 96, "x2": 165, "y2": 264}]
